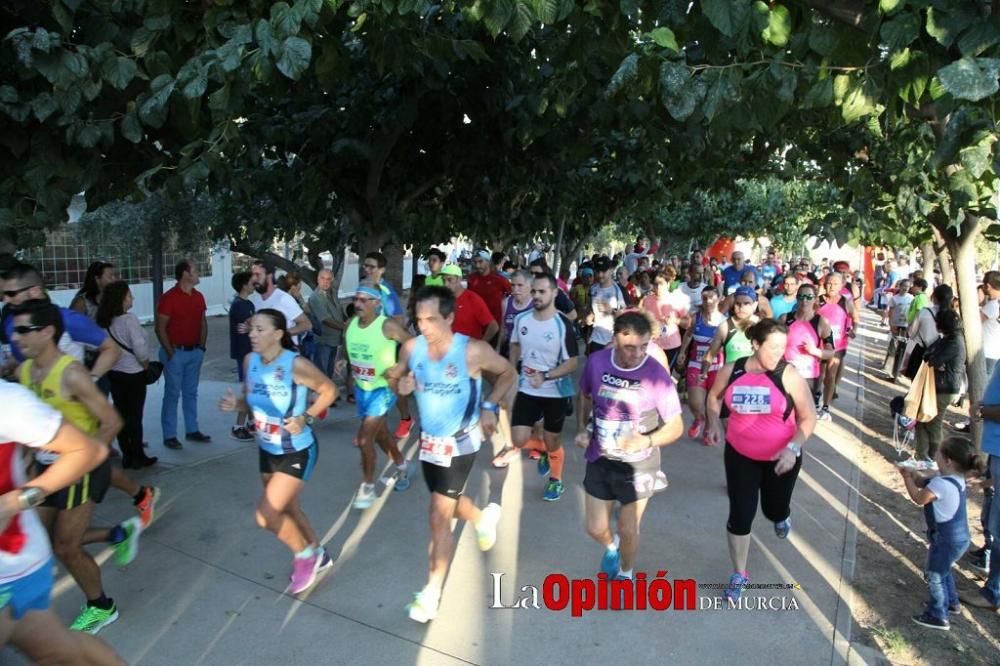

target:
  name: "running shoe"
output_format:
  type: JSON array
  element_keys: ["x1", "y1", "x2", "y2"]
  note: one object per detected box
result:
[
  {"x1": 600, "y1": 548, "x2": 620, "y2": 577},
  {"x1": 653, "y1": 470, "x2": 669, "y2": 491},
  {"x1": 723, "y1": 571, "x2": 750, "y2": 603},
  {"x1": 317, "y1": 548, "x2": 334, "y2": 575},
  {"x1": 70, "y1": 604, "x2": 119, "y2": 634},
  {"x1": 230, "y1": 426, "x2": 254, "y2": 441},
  {"x1": 537, "y1": 451, "x2": 550, "y2": 477},
  {"x1": 394, "y1": 418, "x2": 413, "y2": 438},
  {"x1": 394, "y1": 465, "x2": 411, "y2": 492},
  {"x1": 969, "y1": 547, "x2": 991, "y2": 575},
  {"x1": 475, "y1": 503, "x2": 501, "y2": 551},
  {"x1": 687, "y1": 419, "x2": 704, "y2": 439},
  {"x1": 353, "y1": 483, "x2": 376, "y2": 510},
  {"x1": 114, "y1": 517, "x2": 143, "y2": 567},
  {"x1": 288, "y1": 551, "x2": 321, "y2": 594},
  {"x1": 527, "y1": 449, "x2": 541, "y2": 460},
  {"x1": 542, "y1": 479, "x2": 565, "y2": 502},
  {"x1": 406, "y1": 589, "x2": 440, "y2": 623},
  {"x1": 911, "y1": 612, "x2": 949, "y2": 631},
  {"x1": 774, "y1": 518, "x2": 792, "y2": 540},
  {"x1": 817, "y1": 406, "x2": 832, "y2": 421},
  {"x1": 491, "y1": 446, "x2": 519, "y2": 468},
  {"x1": 135, "y1": 486, "x2": 160, "y2": 529}
]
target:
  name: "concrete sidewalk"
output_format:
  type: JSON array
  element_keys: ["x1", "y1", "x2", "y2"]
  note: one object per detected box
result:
[{"x1": 4, "y1": 328, "x2": 878, "y2": 665}]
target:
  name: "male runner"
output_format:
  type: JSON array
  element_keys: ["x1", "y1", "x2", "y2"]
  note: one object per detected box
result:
[
  {"x1": 576, "y1": 312, "x2": 683, "y2": 580},
  {"x1": 343, "y1": 283, "x2": 412, "y2": 509},
  {"x1": 0, "y1": 382, "x2": 124, "y2": 664},
  {"x1": 588, "y1": 257, "x2": 627, "y2": 354},
  {"x1": 387, "y1": 285, "x2": 516, "y2": 623},
  {"x1": 12, "y1": 300, "x2": 144, "y2": 634}
]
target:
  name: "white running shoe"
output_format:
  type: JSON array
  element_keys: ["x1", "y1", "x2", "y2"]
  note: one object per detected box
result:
[
  {"x1": 475, "y1": 503, "x2": 501, "y2": 551},
  {"x1": 353, "y1": 483, "x2": 376, "y2": 510}
]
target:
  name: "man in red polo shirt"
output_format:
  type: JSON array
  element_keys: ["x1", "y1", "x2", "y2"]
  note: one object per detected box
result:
[
  {"x1": 441, "y1": 265, "x2": 498, "y2": 341},
  {"x1": 467, "y1": 249, "x2": 511, "y2": 329},
  {"x1": 155, "y1": 259, "x2": 210, "y2": 450}
]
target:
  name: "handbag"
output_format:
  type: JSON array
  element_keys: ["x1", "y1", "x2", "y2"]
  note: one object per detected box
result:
[
  {"x1": 903, "y1": 362, "x2": 938, "y2": 423},
  {"x1": 106, "y1": 329, "x2": 163, "y2": 385}
]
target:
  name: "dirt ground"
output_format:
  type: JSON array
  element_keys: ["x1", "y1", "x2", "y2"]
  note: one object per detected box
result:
[{"x1": 850, "y1": 316, "x2": 1000, "y2": 664}]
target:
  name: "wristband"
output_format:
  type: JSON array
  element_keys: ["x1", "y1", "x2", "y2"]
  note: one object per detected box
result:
[
  {"x1": 786, "y1": 442, "x2": 802, "y2": 457},
  {"x1": 17, "y1": 486, "x2": 44, "y2": 511},
  {"x1": 481, "y1": 401, "x2": 500, "y2": 414}
]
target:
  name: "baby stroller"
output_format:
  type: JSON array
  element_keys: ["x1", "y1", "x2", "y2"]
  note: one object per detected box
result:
[{"x1": 889, "y1": 396, "x2": 915, "y2": 456}]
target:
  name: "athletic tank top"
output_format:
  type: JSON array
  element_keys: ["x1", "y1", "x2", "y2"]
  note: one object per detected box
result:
[
  {"x1": 722, "y1": 358, "x2": 797, "y2": 461},
  {"x1": 689, "y1": 311, "x2": 723, "y2": 371},
  {"x1": 723, "y1": 317, "x2": 753, "y2": 363},
  {"x1": 408, "y1": 334, "x2": 482, "y2": 455},
  {"x1": 21, "y1": 356, "x2": 98, "y2": 465},
  {"x1": 245, "y1": 350, "x2": 312, "y2": 455},
  {"x1": 502, "y1": 296, "x2": 532, "y2": 341},
  {"x1": 345, "y1": 314, "x2": 395, "y2": 391},
  {"x1": 819, "y1": 297, "x2": 851, "y2": 351},
  {"x1": 784, "y1": 314, "x2": 822, "y2": 379}
]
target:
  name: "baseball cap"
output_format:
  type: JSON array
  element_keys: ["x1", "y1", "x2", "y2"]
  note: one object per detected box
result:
[
  {"x1": 581, "y1": 267, "x2": 594, "y2": 277},
  {"x1": 734, "y1": 285, "x2": 758, "y2": 302},
  {"x1": 474, "y1": 249, "x2": 491, "y2": 261},
  {"x1": 441, "y1": 264, "x2": 463, "y2": 277}
]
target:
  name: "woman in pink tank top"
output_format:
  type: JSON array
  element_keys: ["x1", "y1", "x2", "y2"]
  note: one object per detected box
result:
[
  {"x1": 705, "y1": 319, "x2": 817, "y2": 603},
  {"x1": 816, "y1": 272, "x2": 856, "y2": 421},
  {"x1": 783, "y1": 284, "x2": 835, "y2": 409}
]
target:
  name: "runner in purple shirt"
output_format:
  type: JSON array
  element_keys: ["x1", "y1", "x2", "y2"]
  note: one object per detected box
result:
[{"x1": 575, "y1": 311, "x2": 684, "y2": 582}]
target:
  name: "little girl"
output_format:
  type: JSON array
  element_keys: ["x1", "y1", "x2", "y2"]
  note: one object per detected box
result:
[{"x1": 897, "y1": 436, "x2": 982, "y2": 630}]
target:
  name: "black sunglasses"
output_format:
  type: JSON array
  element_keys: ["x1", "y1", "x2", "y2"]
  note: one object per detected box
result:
[
  {"x1": 4, "y1": 285, "x2": 35, "y2": 298},
  {"x1": 13, "y1": 324, "x2": 45, "y2": 334},
  {"x1": 797, "y1": 294, "x2": 815, "y2": 300}
]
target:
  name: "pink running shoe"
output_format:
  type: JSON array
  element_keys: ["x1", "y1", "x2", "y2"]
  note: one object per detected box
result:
[
  {"x1": 289, "y1": 552, "x2": 321, "y2": 594},
  {"x1": 687, "y1": 419, "x2": 704, "y2": 439}
]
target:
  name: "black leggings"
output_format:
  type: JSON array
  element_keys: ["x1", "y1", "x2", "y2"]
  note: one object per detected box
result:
[
  {"x1": 108, "y1": 370, "x2": 147, "y2": 461},
  {"x1": 724, "y1": 442, "x2": 802, "y2": 536}
]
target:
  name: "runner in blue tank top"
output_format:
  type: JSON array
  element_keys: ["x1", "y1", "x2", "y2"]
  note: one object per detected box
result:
[
  {"x1": 219, "y1": 309, "x2": 337, "y2": 596},
  {"x1": 387, "y1": 286, "x2": 517, "y2": 624}
]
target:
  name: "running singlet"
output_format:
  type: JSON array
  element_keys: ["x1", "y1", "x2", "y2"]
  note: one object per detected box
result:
[
  {"x1": 578, "y1": 348, "x2": 682, "y2": 465},
  {"x1": 0, "y1": 383, "x2": 62, "y2": 583},
  {"x1": 722, "y1": 358, "x2": 797, "y2": 461},
  {"x1": 345, "y1": 315, "x2": 395, "y2": 391},
  {"x1": 246, "y1": 350, "x2": 312, "y2": 455},
  {"x1": 723, "y1": 317, "x2": 753, "y2": 363},
  {"x1": 20, "y1": 355, "x2": 98, "y2": 465},
  {"x1": 408, "y1": 334, "x2": 483, "y2": 456},
  {"x1": 689, "y1": 311, "x2": 724, "y2": 371},
  {"x1": 819, "y1": 298, "x2": 851, "y2": 352},
  {"x1": 502, "y1": 296, "x2": 532, "y2": 342},
  {"x1": 784, "y1": 314, "x2": 822, "y2": 379}
]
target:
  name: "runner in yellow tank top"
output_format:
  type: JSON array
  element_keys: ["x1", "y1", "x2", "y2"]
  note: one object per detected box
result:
[
  {"x1": 11, "y1": 299, "x2": 145, "y2": 635},
  {"x1": 340, "y1": 282, "x2": 415, "y2": 509}
]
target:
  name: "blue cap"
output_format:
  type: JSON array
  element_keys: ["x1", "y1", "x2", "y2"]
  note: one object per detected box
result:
[
  {"x1": 581, "y1": 268, "x2": 594, "y2": 277},
  {"x1": 734, "y1": 285, "x2": 758, "y2": 302}
]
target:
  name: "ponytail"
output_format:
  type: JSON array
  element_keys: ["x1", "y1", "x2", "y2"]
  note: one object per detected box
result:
[{"x1": 939, "y1": 437, "x2": 983, "y2": 474}]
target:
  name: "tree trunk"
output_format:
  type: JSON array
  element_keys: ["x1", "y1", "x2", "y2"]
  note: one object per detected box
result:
[
  {"x1": 410, "y1": 245, "x2": 419, "y2": 285},
  {"x1": 382, "y1": 237, "x2": 406, "y2": 293},
  {"x1": 151, "y1": 228, "x2": 164, "y2": 309},
  {"x1": 921, "y1": 242, "x2": 935, "y2": 278},
  {"x1": 932, "y1": 227, "x2": 956, "y2": 289},
  {"x1": 944, "y1": 213, "x2": 986, "y2": 451},
  {"x1": 553, "y1": 215, "x2": 566, "y2": 277},
  {"x1": 356, "y1": 229, "x2": 390, "y2": 282}
]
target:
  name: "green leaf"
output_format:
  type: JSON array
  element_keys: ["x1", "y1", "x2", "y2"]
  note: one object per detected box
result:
[
  {"x1": 143, "y1": 14, "x2": 171, "y2": 31},
  {"x1": 101, "y1": 56, "x2": 137, "y2": 90},
  {"x1": 960, "y1": 143, "x2": 993, "y2": 179},
  {"x1": 958, "y1": 18, "x2": 1000, "y2": 57},
  {"x1": 761, "y1": 5, "x2": 791, "y2": 47},
  {"x1": 30, "y1": 92, "x2": 58, "y2": 121},
  {"x1": 181, "y1": 64, "x2": 208, "y2": 98},
  {"x1": 802, "y1": 76, "x2": 834, "y2": 109},
  {"x1": 271, "y1": 2, "x2": 304, "y2": 37},
  {"x1": 879, "y1": 0, "x2": 902, "y2": 13},
  {"x1": 702, "y1": 69, "x2": 740, "y2": 121},
  {"x1": 659, "y1": 61, "x2": 705, "y2": 121},
  {"x1": 840, "y1": 79, "x2": 879, "y2": 122},
  {"x1": 255, "y1": 19, "x2": 279, "y2": 56},
  {"x1": 483, "y1": 0, "x2": 515, "y2": 37},
  {"x1": 208, "y1": 83, "x2": 231, "y2": 112},
  {"x1": 937, "y1": 57, "x2": 1000, "y2": 102},
  {"x1": 508, "y1": 2, "x2": 533, "y2": 42},
  {"x1": 606, "y1": 53, "x2": 639, "y2": 96},
  {"x1": 879, "y1": 12, "x2": 920, "y2": 51},
  {"x1": 619, "y1": 0, "x2": 639, "y2": 22},
  {"x1": 76, "y1": 123, "x2": 103, "y2": 148},
  {"x1": 889, "y1": 48, "x2": 911, "y2": 70},
  {"x1": 531, "y1": 0, "x2": 558, "y2": 23},
  {"x1": 130, "y1": 27, "x2": 155, "y2": 57},
  {"x1": 701, "y1": 0, "x2": 750, "y2": 38},
  {"x1": 648, "y1": 27, "x2": 678, "y2": 52},
  {"x1": 926, "y1": 6, "x2": 976, "y2": 48},
  {"x1": 138, "y1": 74, "x2": 175, "y2": 128},
  {"x1": 120, "y1": 112, "x2": 143, "y2": 143},
  {"x1": 276, "y1": 36, "x2": 312, "y2": 80}
]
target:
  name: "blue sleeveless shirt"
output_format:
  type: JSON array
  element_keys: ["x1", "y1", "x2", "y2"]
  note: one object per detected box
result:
[
  {"x1": 246, "y1": 350, "x2": 312, "y2": 455},
  {"x1": 408, "y1": 334, "x2": 482, "y2": 454}
]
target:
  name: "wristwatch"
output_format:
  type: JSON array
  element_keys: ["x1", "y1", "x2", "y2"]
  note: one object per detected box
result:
[
  {"x1": 542, "y1": 371, "x2": 551, "y2": 381},
  {"x1": 481, "y1": 401, "x2": 500, "y2": 414},
  {"x1": 17, "y1": 486, "x2": 44, "y2": 511},
  {"x1": 786, "y1": 442, "x2": 802, "y2": 457},
  {"x1": 304, "y1": 414, "x2": 315, "y2": 425}
]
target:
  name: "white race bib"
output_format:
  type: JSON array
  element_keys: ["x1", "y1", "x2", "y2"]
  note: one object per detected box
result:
[
  {"x1": 419, "y1": 432, "x2": 457, "y2": 467},
  {"x1": 730, "y1": 386, "x2": 772, "y2": 415},
  {"x1": 253, "y1": 411, "x2": 284, "y2": 445},
  {"x1": 351, "y1": 361, "x2": 376, "y2": 381},
  {"x1": 594, "y1": 417, "x2": 635, "y2": 457}
]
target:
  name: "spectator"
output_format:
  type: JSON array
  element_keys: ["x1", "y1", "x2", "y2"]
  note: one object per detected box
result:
[
  {"x1": 982, "y1": 271, "x2": 1000, "y2": 377},
  {"x1": 424, "y1": 248, "x2": 447, "y2": 287},
  {"x1": 916, "y1": 309, "x2": 966, "y2": 464},
  {"x1": 308, "y1": 268, "x2": 347, "y2": 379},
  {"x1": 229, "y1": 271, "x2": 255, "y2": 440},
  {"x1": 70, "y1": 261, "x2": 115, "y2": 319},
  {"x1": 362, "y1": 252, "x2": 404, "y2": 321},
  {"x1": 248, "y1": 260, "x2": 311, "y2": 342}
]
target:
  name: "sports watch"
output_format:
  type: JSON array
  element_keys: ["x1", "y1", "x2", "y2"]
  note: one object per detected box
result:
[
  {"x1": 481, "y1": 401, "x2": 500, "y2": 414},
  {"x1": 786, "y1": 442, "x2": 802, "y2": 457},
  {"x1": 17, "y1": 486, "x2": 44, "y2": 510}
]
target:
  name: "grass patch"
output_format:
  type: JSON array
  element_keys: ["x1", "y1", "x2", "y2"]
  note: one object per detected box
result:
[{"x1": 872, "y1": 625, "x2": 909, "y2": 655}]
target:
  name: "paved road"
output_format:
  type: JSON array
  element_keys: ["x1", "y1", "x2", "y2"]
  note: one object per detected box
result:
[{"x1": 4, "y1": 317, "x2": 881, "y2": 665}]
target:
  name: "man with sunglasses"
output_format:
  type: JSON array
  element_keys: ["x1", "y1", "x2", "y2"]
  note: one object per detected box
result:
[
  {"x1": 342, "y1": 283, "x2": 413, "y2": 509},
  {"x1": 2, "y1": 264, "x2": 121, "y2": 380}
]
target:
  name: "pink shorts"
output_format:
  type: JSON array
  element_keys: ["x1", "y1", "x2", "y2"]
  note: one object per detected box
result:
[{"x1": 686, "y1": 367, "x2": 718, "y2": 391}]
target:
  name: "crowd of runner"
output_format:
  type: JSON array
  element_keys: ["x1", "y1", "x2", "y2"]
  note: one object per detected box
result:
[{"x1": 1, "y1": 238, "x2": 998, "y2": 662}]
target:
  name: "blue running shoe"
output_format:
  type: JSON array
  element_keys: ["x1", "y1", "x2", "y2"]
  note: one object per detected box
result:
[
  {"x1": 542, "y1": 479, "x2": 564, "y2": 502},
  {"x1": 774, "y1": 518, "x2": 791, "y2": 539},
  {"x1": 537, "y1": 451, "x2": 550, "y2": 477},
  {"x1": 723, "y1": 571, "x2": 750, "y2": 603},
  {"x1": 600, "y1": 548, "x2": 620, "y2": 577}
]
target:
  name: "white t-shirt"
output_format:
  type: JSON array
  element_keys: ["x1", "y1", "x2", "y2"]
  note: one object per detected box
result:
[
  {"x1": 927, "y1": 474, "x2": 966, "y2": 523},
  {"x1": 889, "y1": 293, "x2": 913, "y2": 329},
  {"x1": 250, "y1": 289, "x2": 305, "y2": 341},
  {"x1": 511, "y1": 311, "x2": 579, "y2": 398},
  {"x1": 677, "y1": 281, "x2": 707, "y2": 308},
  {"x1": 982, "y1": 299, "x2": 1000, "y2": 360},
  {"x1": 0, "y1": 383, "x2": 63, "y2": 583},
  {"x1": 589, "y1": 283, "x2": 627, "y2": 345}
]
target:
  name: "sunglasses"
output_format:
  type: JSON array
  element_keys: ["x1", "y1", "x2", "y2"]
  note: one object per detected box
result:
[
  {"x1": 13, "y1": 324, "x2": 45, "y2": 335},
  {"x1": 797, "y1": 294, "x2": 815, "y2": 301},
  {"x1": 362, "y1": 263, "x2": 379, "y2": 270},
  {"x1": 3, "y1": 285, "x2": 35, "y2": 298}
]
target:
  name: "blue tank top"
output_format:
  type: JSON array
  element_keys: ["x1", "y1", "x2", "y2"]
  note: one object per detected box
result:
[
  {"x1": 408, "y1": 334, "x2": 482, "y2": 454},
  {"x1": 246, "y1": 350, "x2": 312, "y2": 455}
]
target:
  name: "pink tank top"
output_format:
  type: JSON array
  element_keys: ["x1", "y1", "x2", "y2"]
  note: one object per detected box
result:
[
  {"x1": 819, "y1": 298, "x2": 851, "y2": 351},
  {"x1": 723, "y1": 360, "x2": 798, "y2": 461},
  {"x1": 784, "y1": 315, "x2": 821, "y2": 379}
]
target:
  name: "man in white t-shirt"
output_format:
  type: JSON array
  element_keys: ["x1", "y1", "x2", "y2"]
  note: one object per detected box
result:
[
  {"x1": 982, "y1": 271, "x2": 1000, "y2": 376},
  {"x1": 0, "y1": 382, "x2": 122, "y2": 663},
  {"x1": 248, "y1": 261, "x2": 311, "y2": 342},
  {"x1": 677, "y1": 263, "x2": 708, "y2": 308},
  {"x1": 588, "y1": 257, "x2": 627, "y2": 354}
]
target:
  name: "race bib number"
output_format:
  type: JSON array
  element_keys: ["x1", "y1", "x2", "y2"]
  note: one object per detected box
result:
[
  {"x1": 830, "y1": 325, "x2": 843, "y2": 341},
  {"x1": 351, "y1": 361, "x2": 376, "y2": 381},
  {"x1": 660, "y1": 323, "x2": 669, "y2": 337},
  {"x1": 253, "y1": 411, "x2": 284, "y2": 444},
  {"x1": 730, "y1": 386, "x2": 772, "y2": 414},
  {"x1": 695, "y1": 346, "x2": 707, "y2": 362},
  {"x1": 419, "y1": 432, "x2": 457, "y2": 467},
  {"x1": 593, "y1": 417, "x2": 635, "y2": 457}
]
